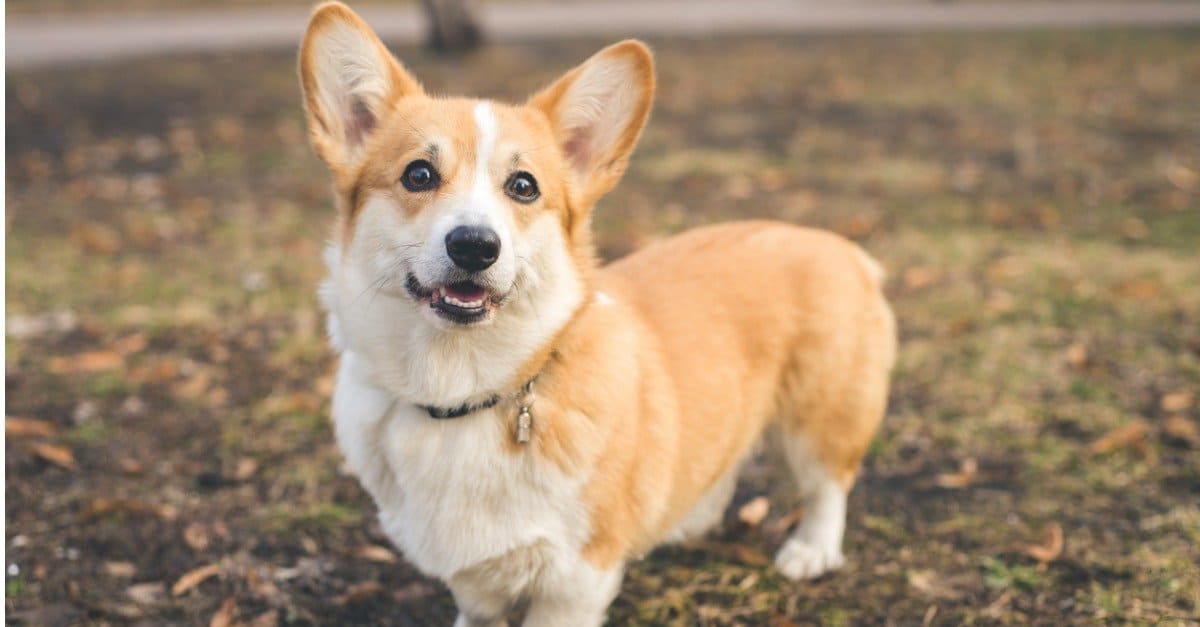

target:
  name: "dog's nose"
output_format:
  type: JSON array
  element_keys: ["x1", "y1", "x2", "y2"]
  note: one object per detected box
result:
[{"x1": 445, "y1": 225, "x2": 501, "y2": 272}]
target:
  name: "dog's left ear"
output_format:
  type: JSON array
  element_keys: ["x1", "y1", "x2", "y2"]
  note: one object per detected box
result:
[
  {"x1": 299, "y1": 2, "x2": 423, "y2": 175},
  {"x1": 528, "y1": 40, "x2": 655, "y2": 207}
]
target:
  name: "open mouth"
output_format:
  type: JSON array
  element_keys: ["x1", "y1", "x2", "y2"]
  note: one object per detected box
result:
[{"x1": 405, "y1": 273, "x2": 502, "y2": 325}]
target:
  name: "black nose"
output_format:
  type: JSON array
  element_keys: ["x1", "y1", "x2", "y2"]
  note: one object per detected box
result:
[{"x1": 445, "y1": 225, "x2": 501, "y2": 272}]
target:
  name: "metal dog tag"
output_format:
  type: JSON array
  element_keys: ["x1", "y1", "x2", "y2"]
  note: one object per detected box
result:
[{"x1": 516, "y1": 408, "x2": 532, "y2": 444}]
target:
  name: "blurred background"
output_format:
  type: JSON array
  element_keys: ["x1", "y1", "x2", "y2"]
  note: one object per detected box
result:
[{"x1": 6, "y1": 1, "x2": 1199, "y2": 625}]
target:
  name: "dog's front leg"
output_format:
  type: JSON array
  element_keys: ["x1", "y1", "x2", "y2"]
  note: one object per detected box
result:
[
  {"x1": 521, "y1": 560, "x2": 624, "y2": 627},
  {"x1": 449, "y1": 581, "x2": 511, "y2": 627}
]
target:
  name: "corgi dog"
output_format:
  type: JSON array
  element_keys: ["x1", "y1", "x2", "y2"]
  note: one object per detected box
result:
[{"x1": 300, "y1": 3, "x2": 896, "y2": 625}]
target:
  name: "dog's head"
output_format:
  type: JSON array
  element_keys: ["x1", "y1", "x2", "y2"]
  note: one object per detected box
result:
[
  {"x1": 301, "y1": 2, "x2": 653, "y2": 331},
  {"x1": 301, "y1": 2, "x2": 653, "y2": 402}
]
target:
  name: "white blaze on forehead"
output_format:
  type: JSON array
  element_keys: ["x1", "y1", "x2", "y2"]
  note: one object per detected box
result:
[{"x1": 472, "y1": 101, "x2": 498, "y2": 201}]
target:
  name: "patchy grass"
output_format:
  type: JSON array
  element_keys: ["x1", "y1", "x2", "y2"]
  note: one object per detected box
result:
[{"x1": 7, "y1": 31, "x2": 1200, "y2": 625}]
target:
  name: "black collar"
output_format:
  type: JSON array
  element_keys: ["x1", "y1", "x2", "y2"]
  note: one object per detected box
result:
[
  {"x1": 418, "y1": 394, "x2": 502, "y2": 420},
  {"x1": 416, "y1": 375, "x2": 538, "y2": 420}
]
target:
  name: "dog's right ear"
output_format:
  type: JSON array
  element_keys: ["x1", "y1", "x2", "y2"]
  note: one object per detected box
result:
[{"x1": 299, "y1": 2, "x2": 422, "y2": 173}]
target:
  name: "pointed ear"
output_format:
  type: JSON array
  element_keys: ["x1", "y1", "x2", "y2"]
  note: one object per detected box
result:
[
  {"x1": 528, "y1": 40, "x2": 655, "y2": 206},
  {"x1": 299, "y1": 2, "x2": 423, "y2": 172}
]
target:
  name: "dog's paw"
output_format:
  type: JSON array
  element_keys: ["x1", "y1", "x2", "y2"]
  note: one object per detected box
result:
[{"x1": 774, "y1": 538, "x2": 845, "y2": 580}]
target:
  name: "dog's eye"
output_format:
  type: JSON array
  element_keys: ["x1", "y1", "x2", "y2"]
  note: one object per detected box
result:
[
  {"x1": 401, "y1": 160, "x2": 440, "y2": 192},
  {"x1": 505, "y1": 171, "x2": 540, "y2": 202}
]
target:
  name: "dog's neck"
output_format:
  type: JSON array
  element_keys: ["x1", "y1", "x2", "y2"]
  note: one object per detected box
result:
[{"x1": 321, "y1": 243, "x2": 592, "y2": 410}]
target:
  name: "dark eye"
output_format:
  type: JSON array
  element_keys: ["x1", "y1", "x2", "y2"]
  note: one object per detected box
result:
[
  {"x1": 505, "y1": 171, "x2": 540, "y2": 202},
  {"x1": 401, "y1": 160, "x2": 440, "y2": 192}
]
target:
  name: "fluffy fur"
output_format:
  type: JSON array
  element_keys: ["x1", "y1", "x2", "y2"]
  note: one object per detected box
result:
[{"x1": 300, "y1": 4, "x2": 896, "y2": 625}]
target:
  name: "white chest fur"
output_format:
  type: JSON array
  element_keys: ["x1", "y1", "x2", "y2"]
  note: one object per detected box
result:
[{"x1": 331, "y1": 351, "x2": 590, "y2": 580}]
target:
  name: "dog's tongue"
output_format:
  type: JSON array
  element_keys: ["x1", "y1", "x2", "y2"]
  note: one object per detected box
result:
[{"x1": 445, "y1": 282, "x2": 486, "y2": 301}]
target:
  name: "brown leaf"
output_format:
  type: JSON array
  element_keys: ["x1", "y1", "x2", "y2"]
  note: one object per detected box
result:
[
  {"x1": 393, "y1": 582, "x2": 436, "y2": 604},
  {"x1": 902, "y1": 266, "x2": 941, "y2": 291},
  {"x1": 104, "y1": 561, "x2": 138, "y2": 578},
  {"x1": 174, "y1": 370, "x2": 213, "y2": 401},
  {"x1": 908, "y1": 569, "x2": 965, "y2": 600},
  {"x1": 118, "y1": 458, "x2": 145, "y2": 475},
  {"x1": 353, "y1": 544, "x2": 397, "y2": 564},
  {"x1": 208, "y1": 595, "x2": 237, "y2": 627},
  {"x1": 934, "y1": 458, "x2": 978, "y2": 489},
  {"x1": 1022, "y1": 522, "x2": 1064, "y2": 570},
  {"x1": 32, "y1": 443, "x2": 77, "y2": 470},
  {"x1": 1160, "y1": 391, "x2": 1194, "y2": 413},
  {"x1": 126, "y1": 582, "x2": 166, "y2": 605},
  {"x1": 1065, "y1": 343, "x2": 1089, "y2": 370},
  {"x1": 737, "y1": 496, "x2": 770, "y2": 527},
  {"x1": 233, "y1": 458, "x2": 258, "y2": 482},
  {"x1": 1163, "y1": 416, "x2": 1200, "y2": 447},
  {"x1": 183, "y1": 523, "x2": 211, "y2": 552},
  {"x1": 71, "y1": 222, "x2": 122, "y2": 254},
  {"x1": 112, "y1": 333, "x2": 149, "y2": 356},
  {"x1": 172, "y1": 563, "x2": 221, "y2": 597},
  {"x1": 690, "y1": 540, "x2": 770, "y2": 566},
  {"x1": 6, "y1": 416, "x2": 59, "y2": 438},
  {"x1": 1088, "y1": 420, "x2": 1150, "y2": 455},
  {"x1": 762, "y1": 507, "x2": 805, "y2": 541},
  {"x1": 335, "y1": 581, "x2": 385, "y2": 606},
  {"x1": 48, "y1": 350, "x2": 123, "y2": 374}
]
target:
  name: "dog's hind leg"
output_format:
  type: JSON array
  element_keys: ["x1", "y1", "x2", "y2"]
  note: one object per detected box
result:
[
  {"x1": 773, "y1": 433, "x2": 853, "y2": 580},
  {"x1": 773, "y1": 276, "x2": 894, "y2": 581}
]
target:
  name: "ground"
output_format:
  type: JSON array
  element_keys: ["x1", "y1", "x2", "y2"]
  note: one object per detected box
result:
[{"x1": 6, "y1": 30, "x2": 1200, "y2": 626}]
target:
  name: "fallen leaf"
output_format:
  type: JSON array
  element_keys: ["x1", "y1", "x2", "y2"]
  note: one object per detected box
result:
[
  {"x1": 903, "y1": 266, "x2": 941, "y2": 291},
  {"x1": 183, "y1": 523, "x2": 211, "y2": 552},
  {"x1": 1160, "y1": 391, "x2": 1194, "y2": 413},
  {"x1": 172, "y1": 563, "x2": 221, "y2": 597},
  {"x1": 47, "y1": 350, "x2": 123, "y2": 374},
  {"x1": 118, "y1": 458, "x2": 145, "y2": 475},
  {"x1": 208, "y1": 595, "x2": 237, "y2": 627},
  {"x1": 934, "y1": 458, "x2": 978, "y2": 489},
  {"x1": 1088, "y1": 420, "x2": 1150, "y2": 455},
  {"x1": 763, "y1": 508, "x2": 805, "y2": 540},
  {"x1": 353, "y1": 544, "x2": 397, "y2": 563},
  {"x1": 104, "y1": 561, "x2": 138, "y2": 578},
  {"x1": 335, "y1": 581, "x2": 385, "y2": 606},
  {"x1": 32, "y1": 443, "x2": 77, "y2": 470},
  {"x1": 126, "y1": 582, "x2": 166, "y2": 605},
  {"x1": 112, "y1": 333, "x2": 148, "y2": 356},
  {"x1": 393, "y1": 582, "x2": 436, "y2": 604},
  {"x1": 690, "y1": 540, "x2": 770, "y2": 566},
  {"x1": 1065, "y1": 343, "x2": 1089, "y2": 370},
  {"x1": 6, "y1": 416, "x2": 59, "y2": 438},
  {"x1": 1163, "y1": 416, "x2": 1200, "y2": 447},
  {"x1": 737, "y1": 496, "x2": 770, "y2": 526},
  {"x1": 908, "y1": 569, "x2": 965, "y2": 600},
  {"x1": 71, "y1": 222, "x2": 122, "y2": 254},
  {"x1": 1022, "y1": 522, "x2": 1064, "y2": 570},
  {"x1": 233, "y1": 458, "x2": 258, "y2": 482}
]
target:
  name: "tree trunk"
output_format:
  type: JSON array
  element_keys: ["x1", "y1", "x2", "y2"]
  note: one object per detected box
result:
[{"x1": 421, "y1": 0, "x2": 483, "y2": 53}]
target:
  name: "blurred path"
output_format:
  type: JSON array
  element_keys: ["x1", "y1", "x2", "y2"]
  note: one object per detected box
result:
[{"x1": 9, "y1": 1, "x2": 1200, "y2": 68}]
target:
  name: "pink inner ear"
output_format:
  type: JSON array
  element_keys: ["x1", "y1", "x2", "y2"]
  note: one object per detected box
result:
[
  {"x1": 563, "y1": 127, "x2": 593, "y2": 174},
  {"x1": 345, "y1": 97, "x2": 376, "y2": 147}
]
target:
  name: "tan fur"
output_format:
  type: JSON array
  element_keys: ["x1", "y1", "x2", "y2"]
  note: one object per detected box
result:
[{"x1": 301, "y1": 2, "x2": 895, "y2": 619}]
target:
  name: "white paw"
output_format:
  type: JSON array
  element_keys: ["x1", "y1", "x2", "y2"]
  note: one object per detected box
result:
[{"x1": 774, "y1": 538, "x2": 845, "y2": 580}]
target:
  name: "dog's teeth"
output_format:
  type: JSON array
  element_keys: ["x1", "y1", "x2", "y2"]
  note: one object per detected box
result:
[{"x1": 443, "y1": 295, "x2": 484, "y2": 308}]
